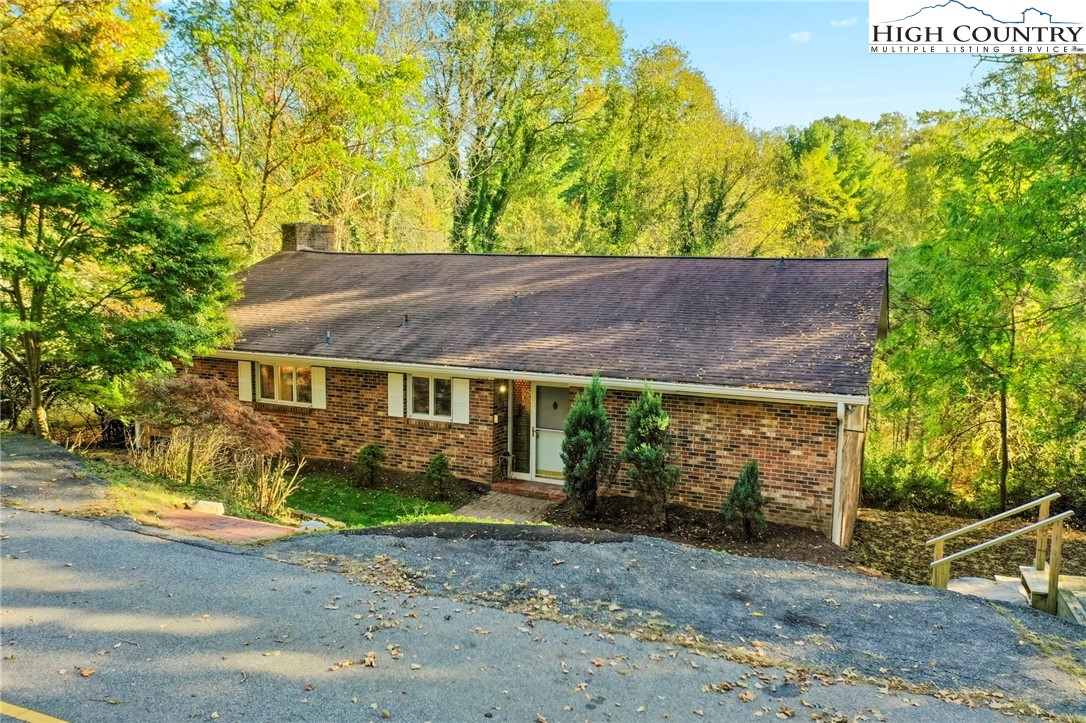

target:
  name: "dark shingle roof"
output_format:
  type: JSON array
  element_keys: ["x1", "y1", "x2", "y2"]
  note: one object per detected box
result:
[{"x1": 225, "y1": 252, "x2": 888, "y2": 396}]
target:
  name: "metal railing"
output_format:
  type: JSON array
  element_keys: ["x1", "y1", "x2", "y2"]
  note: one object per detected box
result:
[{"x1": 926, "y1": 493, "x2": 1074, "y2": 615}]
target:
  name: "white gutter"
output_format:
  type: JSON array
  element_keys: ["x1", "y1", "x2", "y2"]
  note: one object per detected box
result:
[{"x1": 210, "y1": 349, "x2": 869, "y2": 407}]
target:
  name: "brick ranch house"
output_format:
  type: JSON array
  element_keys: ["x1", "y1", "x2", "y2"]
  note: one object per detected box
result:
[{"x1": 188, "y1": 223, "x2": 888, "y2": 547}]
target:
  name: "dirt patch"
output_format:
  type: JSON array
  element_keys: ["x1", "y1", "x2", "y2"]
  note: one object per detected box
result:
[
  {"x1": 851, "y1": 507, "x2": 1086, "y2": 586},
  {"x1": 543, "y1": 495, "x2": 867, "y2": 574},
  {"x1": 300, "y1": 459, "x2": 487, "y2": 509}
]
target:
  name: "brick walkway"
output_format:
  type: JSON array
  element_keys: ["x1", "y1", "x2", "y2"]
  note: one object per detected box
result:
[
  {"x1": 454, "y1": 492, "x2": 557, "y2": 523},
  {"x1": 159, "y1": 509, "x2": 297, "y2": 543}
]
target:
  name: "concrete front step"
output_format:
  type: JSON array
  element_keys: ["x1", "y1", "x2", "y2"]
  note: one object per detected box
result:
[{"x1": 948, "y1": 577, "x2": 1029, "y2": 607}]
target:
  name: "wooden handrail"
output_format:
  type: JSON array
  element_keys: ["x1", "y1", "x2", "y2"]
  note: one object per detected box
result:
[
  {"x1": 925, "y1": 492, "x2": 1061, "y2": 546},
  {"x1": 929, "y1": 511, "x2": 1073, "y2": 568}
]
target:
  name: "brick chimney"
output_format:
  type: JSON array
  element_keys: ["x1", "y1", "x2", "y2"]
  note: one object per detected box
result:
[{"x1": 281, "y1": 222, "x2": 337, "y2": 252}]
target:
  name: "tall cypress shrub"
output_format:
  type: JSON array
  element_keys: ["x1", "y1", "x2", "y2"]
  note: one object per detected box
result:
[
  {"x1": 561, "y1": 374, "x2": 614, "y2": 517},
  {"x1": 622, "y1": 384, "x2": 681, "y2": 527}
]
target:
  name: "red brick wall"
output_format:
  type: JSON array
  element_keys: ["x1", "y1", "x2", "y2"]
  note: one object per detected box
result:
[
  {"x1": 189, "y1": 358, "x2": 501, "y2": 483},
  {"x1": 190, "y1": 358, "x2": 840, "y2": 533},
  {"x1": 575, "y1": 388, "x2": 839, "y2": 535}
]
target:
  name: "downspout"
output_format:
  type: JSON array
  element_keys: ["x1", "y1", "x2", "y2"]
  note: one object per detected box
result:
[{"x1": 831, "y1": 402, "x2": 846, "y2": 545}]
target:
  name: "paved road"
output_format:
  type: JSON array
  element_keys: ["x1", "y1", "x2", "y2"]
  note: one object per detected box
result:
[
  {"x1": 2, "y1": 510, "x2": 1010, "y2": 722},
  {"x1": 1, "y1": 433, "x2": 105, "y2": 512}
]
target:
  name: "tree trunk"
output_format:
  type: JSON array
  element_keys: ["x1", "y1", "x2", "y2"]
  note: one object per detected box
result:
[
  {"x1": 998, "y1": 379, "x2": 1010, "y2": 512},
  {"x1": 30, "y1": 387, "x2": 49, "y2": 439},
  {"x1": 23, "y1": 333, "x2": 49, "y2": 439}
]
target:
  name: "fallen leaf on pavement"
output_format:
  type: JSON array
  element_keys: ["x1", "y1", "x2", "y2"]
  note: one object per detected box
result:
[
  {"x1": 362, "y1": 652, "x2": 378, "y2": 668},
  {"x1": 739, "y1": 690, "x2": 757, "y2": 703},
  {"x1": 80, "y1": 668, "x2": 96, "y2": 677}
]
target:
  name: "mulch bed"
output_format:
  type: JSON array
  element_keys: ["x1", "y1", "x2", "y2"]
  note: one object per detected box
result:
[
  {"x1": 543, "y1": 495, "x2": 866, "y2": 574},
  {"x1": 851, "y1": 507, "x2": 1086, "y2": 586},
  {"x1": 304, "y1": 459, "x2": 487, "y2": 509}
]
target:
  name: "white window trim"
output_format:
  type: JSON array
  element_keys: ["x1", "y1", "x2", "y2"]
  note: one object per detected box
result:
[
  {"x1": 407, "y1": 374, "x2": 454, "y2": 421},
  {"x1": 257, "y1": 363, "x2": 314, "y2": 408}
]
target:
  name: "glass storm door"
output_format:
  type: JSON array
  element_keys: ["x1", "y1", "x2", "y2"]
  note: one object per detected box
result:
[
  {"x1": 510, "y1": 380, "x2": 532, "y2": 477},
  {"x1": 533, "y1": 385, "x2": 570, "y2": 482}
]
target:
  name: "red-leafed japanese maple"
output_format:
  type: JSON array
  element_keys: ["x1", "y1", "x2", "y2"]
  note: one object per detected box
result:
[{"x1": 131, "y1": 374, "x2": 285, "y2": 486}]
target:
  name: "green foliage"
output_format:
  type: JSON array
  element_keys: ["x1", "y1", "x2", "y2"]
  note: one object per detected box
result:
[
  {"x1": 0, "y1": 1, "x2": 234, "y2": 437},
  {"x1": 169, "y1": 0, "x2": 425, "y2": 260},
  {"x1": 870, "y1": 57, "x2": 1086, "y2": 515},
  {"x1": 861, "y1": 453, "x2": 960, "y2": 515},
  {"x1": 560, "y1": 374, "x2": 614, "y2": 517},
  {"x1": 355, "y1": 444, "x2": 387, "y2": 488},
  {"x1": 721, "y1": 461, "x2": 767, "y2": 542},
  {"x1": 429, "y1": 0, "x2": 622, "y2": 252},
  {"x1": 423, "y1": 452, "x2": 453, "y2": 501},
  {"x1": 621, "y1": 384, "x2": 680, "y2": 527}
]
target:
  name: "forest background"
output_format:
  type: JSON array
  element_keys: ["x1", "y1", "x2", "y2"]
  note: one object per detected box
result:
[{"x1": 2, "y1": 0, "x2": 1083, "y2": 517}]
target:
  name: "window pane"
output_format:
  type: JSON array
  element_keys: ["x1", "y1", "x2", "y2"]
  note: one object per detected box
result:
[
  {"x1": 434, "y1": 378, "x2": 452, "y2": 417},
  {"x1": 412, "y1": 376, "x2": 430, "y2": 415},
  {"x1": 259, "y1": 364, "x2": 275, "y2": 400},
  {"x1": 278, "y1": 365, "x2": 294, "y2": 402},
  {"x1": 296, "y1": 367, "x2": 312, "y2": 403}
]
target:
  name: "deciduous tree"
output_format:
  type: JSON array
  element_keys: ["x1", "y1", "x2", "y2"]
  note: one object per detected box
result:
[{"x1": 0, "y1": 0, "x2": 234, "y2": 437}]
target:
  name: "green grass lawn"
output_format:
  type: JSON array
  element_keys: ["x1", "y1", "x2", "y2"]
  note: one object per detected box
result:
[
  {"x1": 81, "y1": 455, "x2": 276, "y2": 524},
  {"x1": 287, "y1": 473, "x2": 451, "y2": 528}
]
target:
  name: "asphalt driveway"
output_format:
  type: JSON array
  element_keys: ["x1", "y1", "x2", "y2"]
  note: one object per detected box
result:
[
  {"x1": 0, "y1": 510, "x2": 1010, "y2": 722},
  {"x1": 1, "y1": 433, "x2": 105, "y2": 512},
  {"x1": 1, "y1": 435, "x2": 1082, "y2": 720}
]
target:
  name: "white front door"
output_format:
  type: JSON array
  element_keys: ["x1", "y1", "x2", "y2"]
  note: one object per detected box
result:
[{"x1": 532, "y1": 384, "x2": 570, "y2": 482}]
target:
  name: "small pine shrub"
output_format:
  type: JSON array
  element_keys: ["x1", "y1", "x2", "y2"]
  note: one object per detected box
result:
[
  {"x1": 722, "y1": 460, "x2": 767, "y2": 541},
  {"x1": 355, "y1": 444, "x2": 386, "y2": 487},
  {"x1": 561, "y1": 374, "x2": 616, "y2": 518},
  {"x1": 621, "y1": 384, "x2": 680, "y2": 527},
  {"x1": 424, "y1": 452, "x2": 453, "y2": 501}
]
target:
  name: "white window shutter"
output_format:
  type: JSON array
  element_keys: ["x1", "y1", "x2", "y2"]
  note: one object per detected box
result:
[
  {"x1": 311, "y1": 367, "x2": 326, "y2": 409},
  {"x1": 238, "y1": 361, "x2": 253, "y2": 402},
  {"x1": 388, "y1": 373, "x2": 404, "y2": 417},
  {"x1": 451, "y1": 378, "x2": 470, "y2": 423}
]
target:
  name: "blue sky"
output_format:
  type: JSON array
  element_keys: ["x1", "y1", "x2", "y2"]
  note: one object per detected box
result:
[{"x1": 609, "y1": 1, "x2": 993, "y2": 130}]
